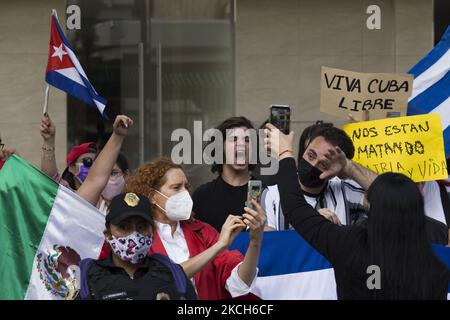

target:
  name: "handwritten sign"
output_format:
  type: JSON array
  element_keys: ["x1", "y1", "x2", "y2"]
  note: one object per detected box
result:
[
  {"x1": 320, "y1": 66, "x2": 413, "y2": 120},
  {"x1": 343, "y1": 114, "x2": 447, "y2": 182}
]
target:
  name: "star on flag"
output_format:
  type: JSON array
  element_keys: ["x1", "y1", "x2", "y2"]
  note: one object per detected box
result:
[{"x1": 51, "y1": 44, "x2": 67, "y2": 62}]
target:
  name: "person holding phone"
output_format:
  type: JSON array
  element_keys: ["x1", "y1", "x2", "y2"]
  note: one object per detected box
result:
[
  {"x1": 79, "y1": 192, "x2": 198, "y2": 300},
  {"x1": 193, "y1": 116, "x2": 259, "y2": 232},
  {"x1": 100, "y1": 157, "x2": 265, "y2": 300},
  {"x1": 270, "y1": 105, "x2": 291, "y2": 135},
  {"x1": 265, "y1": 123, "x2": 450, "y2": 299},
  {"x1": 262, "y1": 122, "x2": 370, "y2": 230}
]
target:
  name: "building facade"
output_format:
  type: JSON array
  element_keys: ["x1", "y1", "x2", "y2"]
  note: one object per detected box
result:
[{"x1": 1, "y1": 0, "x2": 447, "y2": 188}]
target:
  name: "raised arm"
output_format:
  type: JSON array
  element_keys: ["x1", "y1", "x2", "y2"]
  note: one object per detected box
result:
[
  {"x1": 339, "y1": 160, "x2": 377, "y2": 191},
  {"x1": 40, "y1": 113, "x2": 58, "y2": 178},
  {"x1": 343, "y1": 112, "x2": 377, "y2": 190},
  {"x1": 237, "y1": 199, "x2": 265, "y2": 286},
  {"x1": 76, "y1": 115, "x2": 133, "y2": 206},
  {"x1": 315, "y1": 144, "x2": 377, "y2": 191},
  {"x1": 264, "y1": 123, "x2": 358, "y2": 262}
]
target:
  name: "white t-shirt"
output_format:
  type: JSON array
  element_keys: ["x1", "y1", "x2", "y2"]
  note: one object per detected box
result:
[
  {"x1": 263, "y1": 179, "x2": 449, "y2": 230},
  {"x1": 423, "y1": 180, "x2": 447, "y2": 226},
  {"x1": 262, "y1": 177, "x2": 366, "y2": 230},
  {"x1": 154, "y1": 221, "x2": 257, "y2": 298}
]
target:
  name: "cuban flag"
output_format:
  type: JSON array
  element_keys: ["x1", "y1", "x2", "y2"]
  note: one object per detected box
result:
[
  {"x1": 45, "y1": 12, "x2": 107, "y2": 118},
  {"x1": 407, "y1": 25, "x2": 450, "y2": 155},
  {"x1": 230, "y1": 230, "x2": 450, "y2": 299},
  {"x1": 230, "y1": 230, "x2": 337, "y2": 299}
]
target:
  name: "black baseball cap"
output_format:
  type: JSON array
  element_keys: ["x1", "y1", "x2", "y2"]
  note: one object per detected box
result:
[{"x1": 106, "y1": 192, "x2": 153, "y2": 225}]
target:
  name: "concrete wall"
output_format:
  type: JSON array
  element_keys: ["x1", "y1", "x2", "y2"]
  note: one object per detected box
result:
[
  {"x1": 0, "y1": 0, "x2": 434, "y2": 172},
  {"x1": 235, "y1": 0, "x2": 434, "y2": 157},
  {"x1": 0, "y1": 0, "x2": 66, "y2": 170}
]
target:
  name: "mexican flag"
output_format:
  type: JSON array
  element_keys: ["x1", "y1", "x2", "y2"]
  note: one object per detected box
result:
[{"x1": 0, "y1": 155, "x2": 105, "y2": 300}]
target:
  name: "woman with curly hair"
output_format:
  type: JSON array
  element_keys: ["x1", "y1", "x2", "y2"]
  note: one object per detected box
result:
[{"x1": 100, "y1": 157, "x2": 265, "y2": 300}]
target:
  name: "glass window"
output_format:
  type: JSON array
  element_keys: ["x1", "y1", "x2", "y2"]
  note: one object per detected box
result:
[{"x1": 66, "y1": 0, "x2": 234, "y2": 187}]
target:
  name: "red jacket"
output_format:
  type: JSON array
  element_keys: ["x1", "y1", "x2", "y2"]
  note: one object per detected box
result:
[{"x1": 99, "y1": 219, "x2": 257, "y2": 300}]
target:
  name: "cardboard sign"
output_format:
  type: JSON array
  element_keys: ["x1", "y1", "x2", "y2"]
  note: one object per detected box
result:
[
  {"x1": 343, "y1": 114, "x2": 447, "y2": 182},
  {"x1": 320, "y1": 66, "x2": 413, "y2": 120}
]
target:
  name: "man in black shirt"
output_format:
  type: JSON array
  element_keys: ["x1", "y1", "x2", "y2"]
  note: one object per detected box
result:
[
  {"x1": 80, "y1": 192, "x2": 197, "y2": 300},
  {"x1": 193, "y1": 117, "x2": 257, "y2": 232}
]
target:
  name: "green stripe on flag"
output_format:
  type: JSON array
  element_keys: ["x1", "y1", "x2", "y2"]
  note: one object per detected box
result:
[{"x1": 0, "y1": 155, "x2": 59, "y2": 299}]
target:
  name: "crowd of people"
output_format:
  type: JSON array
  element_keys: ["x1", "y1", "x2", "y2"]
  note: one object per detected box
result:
[{"x1": 1, "y1": 110, "x2": 449, "y2": 300}]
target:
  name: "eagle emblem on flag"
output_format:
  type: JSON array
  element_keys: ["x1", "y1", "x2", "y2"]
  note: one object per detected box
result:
[{"x1": 36, "y1": 245, "x2": 81, "y2": 300}]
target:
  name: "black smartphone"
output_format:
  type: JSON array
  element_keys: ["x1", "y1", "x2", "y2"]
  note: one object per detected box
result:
[
  {"x1": 245, "y1": 180, "x2": 262, "y2": 210},
  {"x1": 270, "y1": 105, "x2": 291, "y2": 134}
]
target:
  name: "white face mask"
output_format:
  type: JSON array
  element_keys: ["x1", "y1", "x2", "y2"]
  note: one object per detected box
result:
[{"x1": 153, "y1": 189, "x2": 193, "y2": 221}]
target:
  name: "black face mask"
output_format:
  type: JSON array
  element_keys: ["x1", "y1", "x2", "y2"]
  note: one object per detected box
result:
[{"x1": 298, "y1": 158, "x2": 326, "y2": 188}]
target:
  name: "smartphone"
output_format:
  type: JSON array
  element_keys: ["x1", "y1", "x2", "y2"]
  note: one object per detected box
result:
[
  {"x1": 245, "y1": 180, "x2": 262, "y2": 210},
  {"x1": 270, "y1": 105, "x2": 291, "y2": 134}
]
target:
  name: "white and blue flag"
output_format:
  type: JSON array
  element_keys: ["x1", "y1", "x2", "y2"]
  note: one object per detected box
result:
[
  {"x1": 230, "y1": 230, "x2": 337, "y2": 299},
  {"x1": 230, "y1": 230, "x2": 450, "y2": 299},
  {"x1": 45, "y1": 12, "x2": 107, "y2": 118},
  {"x1": 407, "y1": 25, "x2": 450, "y2": 155}
]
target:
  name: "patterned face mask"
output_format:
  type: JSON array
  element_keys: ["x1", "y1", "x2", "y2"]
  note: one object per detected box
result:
[{"x1": 107, "y1": 231, "x2": 152, "y2": 264}]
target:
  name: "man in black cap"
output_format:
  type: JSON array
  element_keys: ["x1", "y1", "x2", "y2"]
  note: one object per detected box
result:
[{"x1": 79, "y1": 192, "x2": 197, "y2": 300}]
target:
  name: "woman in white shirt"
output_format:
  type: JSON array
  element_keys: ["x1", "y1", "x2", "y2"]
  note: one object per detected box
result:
[{"x1": 115, "y1": 157, "x2": 266, "y2": 300}]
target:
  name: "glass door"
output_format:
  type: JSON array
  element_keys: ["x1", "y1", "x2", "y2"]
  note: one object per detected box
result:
[
  {"x1": 66, "y1": 0, "x2": 235, "y2": 188},
  {"x1": 146, "y1": 0, "x2": 235, "y2": 187}
]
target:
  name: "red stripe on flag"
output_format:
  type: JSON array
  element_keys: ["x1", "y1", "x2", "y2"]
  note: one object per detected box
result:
[{"x1": 46, "y1": 16, "x2": 75, "y2": 72}]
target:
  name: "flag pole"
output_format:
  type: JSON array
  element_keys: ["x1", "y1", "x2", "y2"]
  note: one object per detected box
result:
[
  {"x1": 42, "y1": 85, "x2": 50, "y2": 114},
  {"x1": 43, "y1": 9, "x2": 56, "y2": 115},
  {"x1": 52, "y1": 9, "x2": 58, "y2": 20}
]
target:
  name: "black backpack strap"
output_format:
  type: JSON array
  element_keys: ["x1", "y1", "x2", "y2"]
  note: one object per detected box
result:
[
  {"x1": 438, "y1": 182, "x2": 450, "y2": 226},
  {"x1": 151, "y1": 254, "x2": 187, "y2": 299},
  {"x1": 78, "y1": 258, "x2": 94, "y2": 300}
]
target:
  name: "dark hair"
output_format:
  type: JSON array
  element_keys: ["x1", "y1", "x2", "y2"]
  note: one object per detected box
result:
[
  {"x1": 367, "y1": 173, "x2": 449, "y2": 299},
  {"x1": 63, "y1": 142, "x2": 98, "y2": 190},
  {"x1": 62, "y1": 167, "x2": 77, "y2": 190},
  {"x1": 116, "y1": 153, "x2": 129, "y2": 173},
  {"x1": 210, "y1": 116, "x2": 256, "y2": 174},
  {"x1": 97, "y1": 138, "x2": 129, "y2": 173},
  {"x1": 306, "y1": 126, "x2": 355, "y2": 160},
  {"x1": 297, "y1": 121, "x2": 333, "y2": 164},
  {"x1": 64, "y1": 152, "x2": 129, "y2": 191}
]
